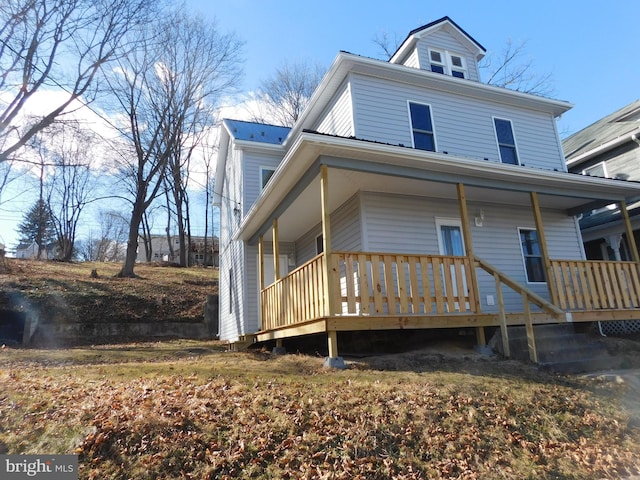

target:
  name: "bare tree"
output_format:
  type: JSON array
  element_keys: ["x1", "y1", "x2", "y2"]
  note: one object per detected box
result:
[
  {"x1": 42, "y1": 122, "x2": 97, "y2": 261},
  {"x1": 106, "y1": 8, "x2": 243, "y2": 277},
  {"x1": 80, "y1": 209, "x2": 128, "y2": 261},
  {"x1": 0, "y1": 0, "x2": 154, "y2": 164},
  {"x1": 250, "y1": 60, "x2": 324, "y2": 127},
  {"x1": 481, "y1": 39, "x2": 554, "y2": 96},
  {"x1": 201, "y1": 141, "x2": 216, "y2": 268}
]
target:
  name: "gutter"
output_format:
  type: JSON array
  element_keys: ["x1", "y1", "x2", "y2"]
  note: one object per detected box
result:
[{"x1": 566, "y1": 126, "x2": 640, "y2": 168}]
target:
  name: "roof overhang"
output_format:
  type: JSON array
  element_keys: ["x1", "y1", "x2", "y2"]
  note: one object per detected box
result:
[
  {"x1": 565, "y1": 126, "x2": 640, "y2": 168},
  {"x1": 235, "y1": 132, "x2": 640, "y2": 243}
]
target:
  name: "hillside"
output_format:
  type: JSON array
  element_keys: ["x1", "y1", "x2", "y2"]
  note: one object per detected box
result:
[{"x1": 0, "y1": 259, "x2": 217, "y2": 344}]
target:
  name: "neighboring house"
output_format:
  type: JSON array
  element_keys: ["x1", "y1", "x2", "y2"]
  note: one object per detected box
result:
[
  {"x1": 15, "y1": 242, "x2": 55, "y2": 260},
  {"x1": 562, "y1": 100, "x2": 640, "y2": 337},
  {"x1": 563, "y1": 100, "x2": 640, "y2": 262},
  {"x1": 137, "y1": 235, "x2": 219, "y2": 266},
  {"x1": 214, "y1": 17, "x2": 640, "y2": 363}
]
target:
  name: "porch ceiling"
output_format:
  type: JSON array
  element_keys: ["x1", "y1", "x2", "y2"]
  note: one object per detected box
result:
[{"x1": 261, "y1": 168, "x2": 607, "y2": 243}]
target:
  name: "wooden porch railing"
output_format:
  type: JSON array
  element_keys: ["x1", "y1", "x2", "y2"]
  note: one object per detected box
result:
[
  {"x1": 331, "y1": 252, "x2": 477, "y2": 315},
  {"x1": 550, "y1": 260, "x2": 640, "y2": 310},
  {"x1": 261, "y1": 254, "x2": 327, "y2": 330}
]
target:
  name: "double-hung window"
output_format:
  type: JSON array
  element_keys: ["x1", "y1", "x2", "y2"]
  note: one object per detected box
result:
[
  {"x1": 519, "y1": 228, "x2": 545, "y2": 283},
  {"x1": 493, "y1": 118, "x2": 519, "y2": 165},
  {"x1": 409, "y1": 102, "x2": 436, "y2": 152},
  {"x1": 428, "y1": 49, "x2": 467, "y2": 78}
]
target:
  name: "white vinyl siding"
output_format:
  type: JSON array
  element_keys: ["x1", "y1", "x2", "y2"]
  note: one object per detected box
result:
[
  {"x1": 361, "y1": 192, "x2": 583, "y2": 312},
  {"x1": 242, "y1": 151, "x2": 283, "y2": 215},
  {"x1": 349, "y1": 74, "x2": 565, "y2": 171},
  {"x1": 314, "y1": 80, "x2": 354, "y2": 137},
  {"x1": 296, "y1": 193, "x2": 362, "y2": 265}
]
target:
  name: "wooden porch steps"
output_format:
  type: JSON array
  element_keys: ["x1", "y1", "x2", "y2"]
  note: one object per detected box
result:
[{"x1": 489, "y1": 324, "x2": 622, "y2": 373}]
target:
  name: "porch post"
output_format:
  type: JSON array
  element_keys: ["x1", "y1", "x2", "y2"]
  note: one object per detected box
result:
[
  {"x1": 321, "y1": 165, "x2": 344, "y2": 368},
  {"x1": 530, "y1": 192, "x2": 558, "y2": 306},
  {"x1": 619, "y1": 200, "x2": 640, "y2": 263},
  {"x1": 258, "y1": 235, "x2": 265, "y2": 330},
  {"x1": 456, "y1": 183, "x2": 484, "y2": 346},
  {"x1": 272, "y1": 218, "x2": 280, "y2": 280}
]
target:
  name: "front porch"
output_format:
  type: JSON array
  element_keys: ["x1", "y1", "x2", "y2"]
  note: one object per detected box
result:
[
  {"x1": 252, "y1": 164, "x2": 640, "y2": 364},
  {"x1": 258, "y1": 248, "x2": 640, "y2": 362}
]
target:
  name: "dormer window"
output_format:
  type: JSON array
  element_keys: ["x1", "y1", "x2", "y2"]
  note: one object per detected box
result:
[
  {"x1": 429, "y1": 50, "x2": 445, "y2": 74},
  {"x1": 450, "y1": 55, "x2": 466, "y2": 78},
  {"x1": 428, "y1": 49, "x2": 467, "y2": 79}
]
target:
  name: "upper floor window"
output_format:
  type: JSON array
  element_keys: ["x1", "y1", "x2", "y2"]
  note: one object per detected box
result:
[
  {"x1": 428, "y1": 49, "x2": 467, "y2": 79},
  {"x1": 493, "y1": 118, "x2": 519, "y2": 165},
  {"x1": 408, "y1": 102, "x2": 436, "y2": 152},
  {"x1": 582, "y1": 162, "x2": 606, "y2": 178},
  {"x1": 260, "y1": 167, "x2": 276, "y2": 190},
  {"x1": 519, "y1": 228, "x2": 546, "y2": 283}
]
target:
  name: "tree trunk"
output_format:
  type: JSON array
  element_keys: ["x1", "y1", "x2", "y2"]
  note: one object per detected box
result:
[{"x1": 117, "y1": 202, "x2": 144, "y2": 277}]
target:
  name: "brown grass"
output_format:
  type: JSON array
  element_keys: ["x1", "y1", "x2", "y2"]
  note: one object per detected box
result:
[
  {"x1": 2, "y1": 260, "x2": 640, "y2": 478},
  {"x1": 1, "y1": 341, "x2": 640, "y2": 479}
]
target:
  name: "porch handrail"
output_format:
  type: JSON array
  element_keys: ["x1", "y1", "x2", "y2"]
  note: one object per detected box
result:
[
  {"x1": 331, "y1": 251, "x2": 477, "y2": 316},
  {"x1": 550, "y1": 259, "x2": 640, "y2": 310},
  {"x1": 260, "y1": 253, "x2": 327, "y2": 331},
  {"x1": 475, "y1": 256, "x2": 564, "y2": 316},
  {"x1": 474, "y1": 255, "x2": 563, "y2": 363}
]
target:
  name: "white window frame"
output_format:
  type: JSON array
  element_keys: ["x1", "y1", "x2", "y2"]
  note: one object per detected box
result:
[
  {"x1": 260, "y1": 166, "x2": 276, "y2": 190},
  {"x1": 407, "y1": 101, "x2": 437, "y2": 152},
  {"x1": 427, "y1": 49, "x2": 468, "y2": 79},
  {"x1": 518, "y1": 227, "x2": 546, "y2": 284},
  {"x1": 492, "y1": 117, "x2": 520, "y2": 165},
  {"x1": 428, "y1": 48, "x2": 446, "y2": 74},
  {"x1": 581, "y1": 162, "x2": 607, "y2": 178},
  {"x1": 449, "y1": 53, "x2": 467, "y2": 79},
  {"x1": 435, "y1": 218, "x2": 465, "y2": 256}
]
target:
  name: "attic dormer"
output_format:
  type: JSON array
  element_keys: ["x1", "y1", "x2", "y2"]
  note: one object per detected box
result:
[{"x1": 390, "y1": 16, "x2": 486, "y2": 82}]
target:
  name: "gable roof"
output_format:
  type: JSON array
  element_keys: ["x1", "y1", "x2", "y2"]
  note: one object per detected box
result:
[
  {"x1": 390, "y1": 16, "x2": 486, "y2": 64},
  {"x1": 563, "y1": 99, "x2": 640, "y2": 167},
  {"x1": 223, "y1": 119, "x2": 291, "y2": 145}
]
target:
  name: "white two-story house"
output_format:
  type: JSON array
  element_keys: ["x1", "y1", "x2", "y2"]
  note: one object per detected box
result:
[{"x1": 214, "y1": 17, "x2": 640, "y2": 364}]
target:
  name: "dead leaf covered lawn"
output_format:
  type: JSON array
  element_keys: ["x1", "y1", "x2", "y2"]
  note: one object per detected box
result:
[{"x1": 1, "y1": 343, "x2": 639, "y2": 479}]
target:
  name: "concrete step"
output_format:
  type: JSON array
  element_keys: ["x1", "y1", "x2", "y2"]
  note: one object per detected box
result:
[{"x1": 489, "y1": 324, "x2": 621, "y2": 373}]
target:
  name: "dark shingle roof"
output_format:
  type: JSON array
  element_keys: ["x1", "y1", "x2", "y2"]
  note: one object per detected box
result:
[
  {"x1": 223, "y1": 119, "x2": 291, "y2": 145},
  {"x1": 392, "y1": 16, "x2": 486, "y2": 59},
  {"x1": 563, "y1": 99, "x2": 640, "y2": 162}
]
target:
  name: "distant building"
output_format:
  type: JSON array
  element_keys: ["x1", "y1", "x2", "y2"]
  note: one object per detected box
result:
[
  {"x1": 136, "y1": 235, "x2": 219, "y2": 266},
  {"x1": 15, "y1": 242, "x2": 55, "y2": 260}
]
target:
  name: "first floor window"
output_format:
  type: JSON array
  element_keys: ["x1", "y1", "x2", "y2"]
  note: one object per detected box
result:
[
  {"x1": 316, "y1": 234, "x2": 324, "y2": 255},
  {"x1": 519, "y1": 228, "x2": 545, "y2": 283},
  {"x1": 494, "y1": 118, "x2": 519, "y2": 165},
  {"x1": 409, "y1": 102, "x2": 436, "y2": 151}
]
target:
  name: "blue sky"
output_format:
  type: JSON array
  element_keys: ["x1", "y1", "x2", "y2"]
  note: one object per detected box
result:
[
  {"x1": 2, "y1": 0, "x2": 636, "y2": 251},
  {"x1": 196, "y1": 0, "x2": 638, "y2": 136}
]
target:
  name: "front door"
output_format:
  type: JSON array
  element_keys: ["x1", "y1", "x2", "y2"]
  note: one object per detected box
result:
[{"x1": 435, "y1": 218, "x2": 467, "y2": 311}]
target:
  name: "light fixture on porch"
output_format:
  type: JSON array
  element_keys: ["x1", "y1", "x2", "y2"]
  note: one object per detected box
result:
[{"x1": 475, "y1": 209, "x2": 484, "y2": 227}]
